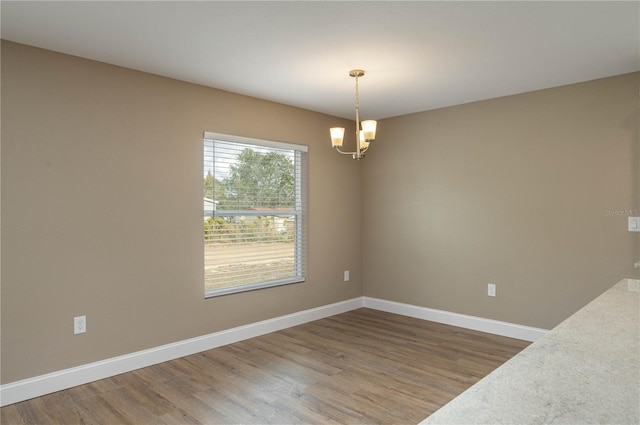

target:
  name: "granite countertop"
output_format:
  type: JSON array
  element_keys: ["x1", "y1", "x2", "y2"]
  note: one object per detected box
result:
[{"x1": 420, "y1": 278, "x2": 640, "y2": 425}]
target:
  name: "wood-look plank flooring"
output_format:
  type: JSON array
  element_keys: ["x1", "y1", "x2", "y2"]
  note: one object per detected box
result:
[{"x1": 1, "y1": 308, "x2": 530, "y2": 424}]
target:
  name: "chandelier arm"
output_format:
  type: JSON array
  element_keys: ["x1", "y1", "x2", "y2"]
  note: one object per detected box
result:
[{"x1": 334, "y1": 146, "x2": 357, "y2": 156}]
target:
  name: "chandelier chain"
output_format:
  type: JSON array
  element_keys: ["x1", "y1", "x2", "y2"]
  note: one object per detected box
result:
[
  {"x1": 354, "y1": 73, "x2": 360, "y2": 138},
  {"x1": 355, "y1": 73, "x2": 360, "y2": 112}
]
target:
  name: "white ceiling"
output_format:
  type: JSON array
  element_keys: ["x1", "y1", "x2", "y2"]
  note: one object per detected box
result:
[{"x1": 2, "y1": 1, "x2": 639, "y2": 119}]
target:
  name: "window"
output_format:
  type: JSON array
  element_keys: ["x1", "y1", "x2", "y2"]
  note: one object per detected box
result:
[{"x1": 203, "y1": 132, "x2": 307, "y2": 297}]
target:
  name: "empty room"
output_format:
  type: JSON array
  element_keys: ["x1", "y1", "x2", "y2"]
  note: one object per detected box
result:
[{"x1": 1, "y1": 1, "x2": 638, "y2": 424}]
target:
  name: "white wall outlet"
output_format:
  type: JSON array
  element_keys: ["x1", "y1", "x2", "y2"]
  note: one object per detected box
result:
[
  {"x1": 628, "y1": 217, "x2": 640, "y2": 232},
  {"x1": 344, "y1": 270, "x2": 350, "y2": 282},
  {"x1": 74, "y1": 315, "x2": 86, "y2": 334},
  {"x1": 487, "y1": 283, "x2": 497, "y2": 297}
]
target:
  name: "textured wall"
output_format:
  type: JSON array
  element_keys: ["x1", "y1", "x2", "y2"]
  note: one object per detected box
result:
[
  {"x1": 363, "y1": 72, "x2": 639, "y2": 329},
  {"x1": 3, "y1": 40, "x2": 638, "y2": 384},
  {"x1": 1, "y1": 41, "x2": 363, "y2": 383}
]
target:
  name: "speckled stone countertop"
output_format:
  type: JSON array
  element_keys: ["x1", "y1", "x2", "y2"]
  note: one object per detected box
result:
[{"x1": 420, "y1": 278, "x2": 640, "y2": 425}]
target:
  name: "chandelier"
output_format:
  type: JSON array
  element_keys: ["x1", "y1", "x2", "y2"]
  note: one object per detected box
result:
[{"x1": 330, "y1": 69, "x2": 377, "y2": 160}]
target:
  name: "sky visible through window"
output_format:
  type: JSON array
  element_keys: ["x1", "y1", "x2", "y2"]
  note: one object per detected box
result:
[{"x1": 204, "y1": 139, "x2": 294, "y2": 181}]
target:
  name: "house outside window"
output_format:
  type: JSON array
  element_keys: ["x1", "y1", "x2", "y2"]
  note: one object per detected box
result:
[{"x1": 203, "y1": 132, "x2": 307, "y2": 298}]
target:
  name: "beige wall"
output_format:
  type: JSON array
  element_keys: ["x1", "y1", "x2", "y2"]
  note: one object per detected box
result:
[
  {"x1": 363, "y1": 72, "x2": 639, "y2": 329},
  {"x1": 2, "y1": 40, "x2": 638, "y2": 384},
  {"x1": 1, "y1": 41, "x2": 364, "y2": 383}
]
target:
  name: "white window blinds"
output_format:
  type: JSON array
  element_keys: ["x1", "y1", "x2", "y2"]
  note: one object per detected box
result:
[{"x1": 203, "y1": 132, "x2": 307, "y2": 297}]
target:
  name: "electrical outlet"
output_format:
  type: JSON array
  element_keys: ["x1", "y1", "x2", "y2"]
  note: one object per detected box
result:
[
  {"x1": 344, "y1": 270, "x2": 350, "y2": 282},
  {"x1": 74, "y1": 315, "x2": 86, "y2": 334},
  {"x1": 487, "y1": 283, "x2": 496, "y2": 297}
]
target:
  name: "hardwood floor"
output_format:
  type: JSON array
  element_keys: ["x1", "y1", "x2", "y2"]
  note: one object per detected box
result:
[{"x1": 1, "y1": 308, "x2": 530, "y2": 424}]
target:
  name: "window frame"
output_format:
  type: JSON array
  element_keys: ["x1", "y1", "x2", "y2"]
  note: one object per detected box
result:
[{"x1": 203, "y1": 132, "x2": 308, "y2": 298}]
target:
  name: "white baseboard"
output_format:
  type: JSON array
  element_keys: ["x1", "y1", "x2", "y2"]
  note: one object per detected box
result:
[
  {"x1": 363, "y1": 296, "x2": 548, "y2": 342},
  {"x1": 0, "y1": 298, "x2": 363, "y2": 407},
  {"x1": 1, "y1": 296, "x2": 547, "y2": 406}
]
